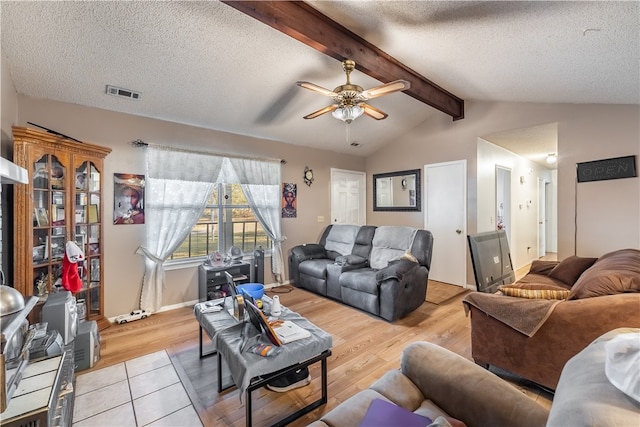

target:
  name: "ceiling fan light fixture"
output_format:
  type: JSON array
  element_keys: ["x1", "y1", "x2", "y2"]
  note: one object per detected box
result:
[
  {"x1": 546, "y1": 153, "x2": 558, "y2": 164},
  {"x1": 332, "y1": 105, "x2": 364, "y2": 123}
]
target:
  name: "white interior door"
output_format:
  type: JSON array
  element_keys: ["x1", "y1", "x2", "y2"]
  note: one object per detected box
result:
[
  {"x1": 496, "y1": 166, "x2": 512, "y2": 244},
  {"x1": 331, "y1": 168, "x2": 366, "y2": 225},
  {"x1": 424, "y1": 160, "x2": 467, "y2": 287},
  {"x1": 538, "y1": 178, "x2": 546, "y2": 257}
]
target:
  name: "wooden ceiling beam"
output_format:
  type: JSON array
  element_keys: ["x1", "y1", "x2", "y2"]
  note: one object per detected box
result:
[{"x1": 221, "y1": 1, "x2": 464, "y2": 120}]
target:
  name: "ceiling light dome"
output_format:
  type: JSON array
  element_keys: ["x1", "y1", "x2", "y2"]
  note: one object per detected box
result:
[
  {"x1": 332, "y1": 105, "x2": 364, "y2": 123},
  {"x1": 546, "y1": 153, "x2": 558, "y2": 164}
]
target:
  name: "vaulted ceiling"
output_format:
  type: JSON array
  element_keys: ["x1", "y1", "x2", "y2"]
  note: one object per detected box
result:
[{"x1": 2, "y1": 1, "x2": 638, "y2": 161}]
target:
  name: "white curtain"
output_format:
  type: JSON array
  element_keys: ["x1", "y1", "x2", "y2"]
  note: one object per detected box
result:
[
  {"x1": 136, "y1": 147, "x2": 222, "y2": 312},
  {"x1": 229, "y1": 158, "x2": 285, "y2": 282}
]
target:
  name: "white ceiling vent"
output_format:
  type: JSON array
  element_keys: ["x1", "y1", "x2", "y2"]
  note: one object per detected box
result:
[{"x1": 106, "y1": 85, "x2": 141, "y2": 100}]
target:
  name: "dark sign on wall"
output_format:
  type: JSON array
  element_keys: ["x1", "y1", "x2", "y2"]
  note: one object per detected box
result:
[{"x1": 577, "y1": 155, "x2": 637, "y2": 183}]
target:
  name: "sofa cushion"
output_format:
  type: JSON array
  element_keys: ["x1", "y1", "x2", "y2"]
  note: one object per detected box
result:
[
  {"x1": 547, "y1": 256, "x2": 597, "y2": 285},
  {"x1": 499, "y1": 283, "x2": 569, "y2": 300},
  {"x1": 546, "y1": 328, "x2": 640, "y2": 427},
  {"x1": 324, "y1": 224, "x2": 360, "y2": 256},
  {"x1": 370, "y1": 369, "x2": 425, "y2": 410},
  {"x1": 298, "y1": 259, "x2": 335, "y2": 279},
  {"x1": 340, "y1": 269, "x2": 378, "y2": 294},
  {"x1": 370, "y1": 226, "x2": 418, "y2": 270},
  {"x1": 516, "y1": 273, "x2": 569, "y2": 288},
  {"x1": 313, "y1": 388, "x2": 391, "y2": 427},
  {"x1": 568, "y1": 249, "x2": 640, "y2": 299}
]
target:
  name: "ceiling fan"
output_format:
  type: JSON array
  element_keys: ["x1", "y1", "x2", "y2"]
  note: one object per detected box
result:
[{"x1": 296, "y1": 59, "x2": 410, "y2": 123}]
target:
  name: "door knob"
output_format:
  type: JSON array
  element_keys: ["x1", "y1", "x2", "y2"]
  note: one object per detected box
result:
[{"x1": 456, "y1": 229, "x2": 462, "y2": 234}]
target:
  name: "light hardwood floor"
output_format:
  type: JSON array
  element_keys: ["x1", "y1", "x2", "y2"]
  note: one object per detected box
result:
[{"x1": 94, "y1": 260, "x2": 556, "y2": 427}]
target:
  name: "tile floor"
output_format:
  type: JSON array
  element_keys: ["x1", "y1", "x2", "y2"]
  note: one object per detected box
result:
[{"x1": 73, "y1": 350, "x2": 203, "y2": 426}]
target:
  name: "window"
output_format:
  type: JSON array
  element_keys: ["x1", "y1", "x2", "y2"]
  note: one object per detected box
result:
[{"x1": 169, "y1": 183, "x2": 271, "y2": 261}]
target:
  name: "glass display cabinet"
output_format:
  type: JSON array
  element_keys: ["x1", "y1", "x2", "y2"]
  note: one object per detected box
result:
[{"x1": 12, "y1": 126, "x2": 112, "y2": 329}]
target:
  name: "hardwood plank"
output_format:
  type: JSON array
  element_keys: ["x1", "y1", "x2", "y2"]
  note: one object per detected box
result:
[{"x1": 90, "y1": 282, "x2": 552, "y2": 427}]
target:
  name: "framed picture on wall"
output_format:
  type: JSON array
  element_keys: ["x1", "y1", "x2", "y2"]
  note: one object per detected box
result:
[{"x1": 114, "y1": 173, "x2": 145, "y2": 225}]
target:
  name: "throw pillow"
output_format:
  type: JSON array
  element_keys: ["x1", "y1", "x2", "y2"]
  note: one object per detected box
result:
[
  {"x1": 400, "y1": 250, "x2": 418, "y2": 263},
  {"x1": 547, "y1": 255, "x2": 597, "y2": 285},
  {"x1": 499, "y1": 283, "x2": 570, "y2": 300},
  {"x1": 568, "y1": 249, "x2": 640, "y2": 299},
  {"x1": 528, "y1": 260, "x2": 559, "y2": 275}
]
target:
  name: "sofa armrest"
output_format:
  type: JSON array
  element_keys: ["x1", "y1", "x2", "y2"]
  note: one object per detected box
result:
[
  {"x1": 290, "y1": 243, "x2": 327, "y2": 262},
  {"x1": 375, "y1": 259, "x2": 419, "y2": 282},
  {"x1": 468, "y1": 293, "x2": 640, "y2": 390},
  {"x1": 401, "y1": 342, "x2": 549, "y2": 427},
  {"x1": 335, "y1": 254, "x2": 368, "y2": 268}
]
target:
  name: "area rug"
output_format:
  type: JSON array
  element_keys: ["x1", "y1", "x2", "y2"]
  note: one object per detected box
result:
[{"x1": 426, "y1": 280, "x2": 468, "y2": 304}]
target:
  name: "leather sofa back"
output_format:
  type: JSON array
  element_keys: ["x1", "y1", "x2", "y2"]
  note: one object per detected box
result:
[
  {"x1": 412, "y1": 229, "x2": 434, "y2": 270},
  {"x1": 352, "y1": 226, "x2": 377, "y2": 260}
]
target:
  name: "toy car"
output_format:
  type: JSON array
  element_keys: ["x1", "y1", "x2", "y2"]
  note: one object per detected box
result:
[{"x1": 115, "y1": 309, "x2": 149, "y2": 324}]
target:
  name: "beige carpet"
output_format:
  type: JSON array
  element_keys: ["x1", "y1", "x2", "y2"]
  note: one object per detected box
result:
[{"x1": 426, "y1": 280, "x2": 468, "y2": 304}]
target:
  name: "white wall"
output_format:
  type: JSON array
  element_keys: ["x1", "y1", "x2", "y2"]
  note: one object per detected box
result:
[
  {"x1": 368, "y1": 100, "x2": 639, "y2": 283},
  {"x1": 476, "y1": 138, "x2": 554, "y2": 270},
  {"x1": 546, "y1": 170, "x2": 558, "y2": 252},
  {"x1": 14, "y1": 96, "x2": 366, "y2": 317}
]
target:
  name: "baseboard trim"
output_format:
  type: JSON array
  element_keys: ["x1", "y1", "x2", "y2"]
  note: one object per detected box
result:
[{"x1": 107, "y1": 280, "x2": 293, "y2": 322}]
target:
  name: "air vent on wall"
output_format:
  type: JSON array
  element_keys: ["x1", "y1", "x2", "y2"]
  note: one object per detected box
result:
[{"x1": 106, "y1": 85, "x2": 141, "y2": 100}]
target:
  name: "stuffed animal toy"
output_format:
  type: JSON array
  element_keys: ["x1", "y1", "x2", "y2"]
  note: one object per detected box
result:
[{"x1": 62, "y1": 240, "x2": 85, "y2": 292}]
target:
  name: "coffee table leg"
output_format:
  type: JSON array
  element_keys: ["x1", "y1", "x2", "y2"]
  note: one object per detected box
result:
[{"x1": 246, "y1": 389, "x2": 252, "y2": 427}]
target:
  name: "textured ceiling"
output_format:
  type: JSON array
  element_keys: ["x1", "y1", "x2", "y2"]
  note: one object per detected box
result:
[{"x1": 1, "y1": 1, "x2": 638, "y2": 162}]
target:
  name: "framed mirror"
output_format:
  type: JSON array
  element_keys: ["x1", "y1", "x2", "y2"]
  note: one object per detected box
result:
[{"x1": 373, "y1": 169, "x2": 421, "y2": 211}]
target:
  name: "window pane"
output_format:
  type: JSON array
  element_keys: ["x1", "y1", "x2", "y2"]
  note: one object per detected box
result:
[
  {"x1": 225, "y1": 184, "x2": 247, "y2": 205},
  {"x1": 169, "y1": 182, "x2": 270, "y2": 261}
]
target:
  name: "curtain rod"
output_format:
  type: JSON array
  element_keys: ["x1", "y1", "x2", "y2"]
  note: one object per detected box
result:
[{"x1": 130, "y1": 139, "x2": 286, "y2": 164}]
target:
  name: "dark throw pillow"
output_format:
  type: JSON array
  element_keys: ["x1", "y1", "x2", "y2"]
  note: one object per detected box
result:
[
  {"x1": 548, "y1": 256, "x2": 597, "y2": 285},
  {"x1": 568, "y1": 249, "x2": 640, "y2": 299}
]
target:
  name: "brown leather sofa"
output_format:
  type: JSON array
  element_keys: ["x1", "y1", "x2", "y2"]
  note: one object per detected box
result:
[{"x1": 463, "y1": 248, "x2": 640, "y2": 390}]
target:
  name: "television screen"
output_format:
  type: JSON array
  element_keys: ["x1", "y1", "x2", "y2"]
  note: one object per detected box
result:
[{"x1": 467, "y1": 230, "x2": 515, "y2": 293}]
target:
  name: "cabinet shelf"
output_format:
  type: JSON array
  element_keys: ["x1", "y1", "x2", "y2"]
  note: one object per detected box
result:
[{"x1": 13, "y1": 126, "x2": 112, "y2": 329}]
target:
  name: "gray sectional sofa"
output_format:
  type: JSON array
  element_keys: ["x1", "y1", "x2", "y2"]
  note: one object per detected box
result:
[{"x1": 288, "y1": 224, "x2": 434, "y2": 321}]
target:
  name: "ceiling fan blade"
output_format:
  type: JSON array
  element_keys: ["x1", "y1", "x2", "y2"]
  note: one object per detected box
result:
[
  {"x1": 303, "y1": 104, "x2": 339, "y2": 119},
  {"x1": 296, "y1": 81, "x2": 338, "y2": 97},
  {"x1": 359, "y1": 103, "x2": 388, "y2": 120},
  {"x1": 361, "y1": 80, "x2": 411, "y2": 100}
]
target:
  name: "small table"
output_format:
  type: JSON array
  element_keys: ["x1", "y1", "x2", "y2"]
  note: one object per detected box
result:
[{"x1": 194, "y1": 296, "x2": 332, "y2": 427}]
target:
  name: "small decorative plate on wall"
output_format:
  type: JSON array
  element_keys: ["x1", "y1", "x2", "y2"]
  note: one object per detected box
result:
[{"x1": 304, "y1": 166, "x2": 314, "y2": 186}]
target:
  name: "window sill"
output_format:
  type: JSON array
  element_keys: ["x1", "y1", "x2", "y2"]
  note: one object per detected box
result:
[{"x1": 164, "y1": 252, "x2": 271, "y2": 271}]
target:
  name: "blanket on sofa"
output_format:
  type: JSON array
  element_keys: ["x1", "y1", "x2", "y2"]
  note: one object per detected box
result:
[{"x1": 462, "y1": 292, "x2": 562, "y2": 337}]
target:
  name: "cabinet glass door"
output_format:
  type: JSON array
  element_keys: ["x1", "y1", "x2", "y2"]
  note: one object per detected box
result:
[
  {"x1": 32, "y1": 154, "x2": 68, "y2": 296},
  {"x1": 74, "y1": 160, "x2": 102, "y2": 319}
]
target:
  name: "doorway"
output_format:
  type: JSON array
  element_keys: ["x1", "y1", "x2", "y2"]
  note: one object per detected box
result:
[
  {"x1": 538, "y1": 178, "x2": 547, "y2": 257},
  {"x1": 496, "y1": 166, "x2": 512, "y2": 245},
  {"x1": 424, "y1": 160, "x2": 467, "y2": 287},
  {"x1": 330, "y1": 168, "x2": 366, "y2": 225}
]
